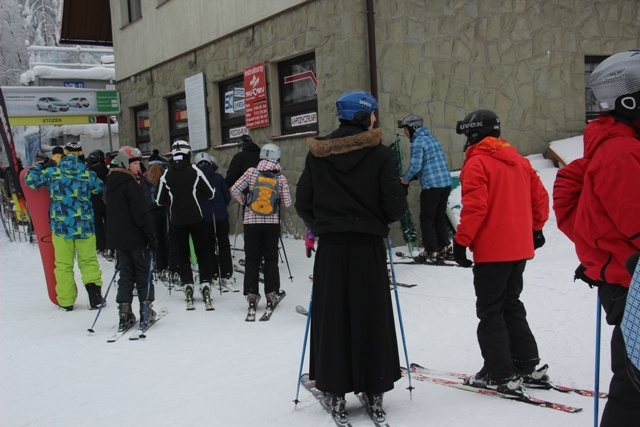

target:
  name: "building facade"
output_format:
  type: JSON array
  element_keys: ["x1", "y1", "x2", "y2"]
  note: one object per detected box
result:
[{"x1": 109, "y1": 0, "x2": 640, "y2": 238}]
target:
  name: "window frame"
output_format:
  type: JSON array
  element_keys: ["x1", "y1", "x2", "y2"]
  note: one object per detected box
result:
[
  {"x1": 278, "y1": 52, "x2": 318, "y2": 136},
  {"x1": 133, "y1": 104, "x2": 150, "y2": 154},
  {"x1": 168, "y1": 93, "x2": 189, "y2": 147},
  {"x1": 218, "y1": 75, "x2": 246, "y2": 145}
]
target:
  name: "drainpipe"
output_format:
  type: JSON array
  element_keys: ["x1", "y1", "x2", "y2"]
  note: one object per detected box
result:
[{"x1": 365, "y1": 0, "x2": 379, "y2": 125}]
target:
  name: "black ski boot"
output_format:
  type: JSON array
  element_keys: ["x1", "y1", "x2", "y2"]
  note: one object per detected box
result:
[
  {"x1": 86, "y1": 283, "x2": 105, "y2": 309},
  {"x1": 118, "y1": 302, "x2": 137, "y2": 332},
  {"x1": 139, "y1": 301, "x2": 156, "y2": 330}
]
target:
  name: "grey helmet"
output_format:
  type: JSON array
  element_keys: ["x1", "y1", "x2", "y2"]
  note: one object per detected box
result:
[
  {"x1": 398, "y1": 114, "x2": 424, "y2": 138},
  {"x1": 116, "y1": 146, "x2": 142, "y2": 168},
  {"x1": 194, "y1": 152, "x2": 213, "y2": 166},
  {"x1": 456, "y1": 109, "x2": 501, "y2": 151},
  {"x1": 587, "y1": 50, "x2": 640, "y2": 120},
  {"x1": 260, "y1": 143, "x2": 281, "y2": 162}
]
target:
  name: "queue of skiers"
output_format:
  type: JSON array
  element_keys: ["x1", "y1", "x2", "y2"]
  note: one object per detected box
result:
[{"x1": 20, "y1": 49, "x2": 640, "y2": 427}]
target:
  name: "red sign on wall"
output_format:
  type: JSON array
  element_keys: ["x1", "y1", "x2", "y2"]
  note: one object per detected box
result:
[{"x1": 243, "y1": 62, "x2": 269, "y2": 129}]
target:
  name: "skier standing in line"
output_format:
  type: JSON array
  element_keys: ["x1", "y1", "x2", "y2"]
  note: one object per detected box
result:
[
  {"x1": 24, "y1": 141, "x2": 105, "y2": 311},
  {"x1": 105, "y1": 146, "x2": 157, "y2": 330},
  {"x1": 194, "y1": 152, "x2": 235, "y2": 292},
  {"x1": 156, "y1": 140, "x2": 215, "y2": 309},
  {"x1": 295, "y1": 90, "x2": 407, "y2": 423},
  {"x1": 398, "y1": 114, "x2": 452, "y2": 261},
  {"x1": 230, "y1": 143, "x2": 291, "y2": 315},
  {"x1": 143, "y1": 150, "x2": 171, "y2": 277},
  {"x1": 553, "y1": 50, "x2": 640, "y2": 426},
  {"x1": 86, "y1": 149, "x2": 110, "y2": 260},
  {"x1": 453, "y1": 109, "x2": 549, "y2": 395},
  {"x1": 225, "y1": 134, "x2": 261, "y2": 188}
]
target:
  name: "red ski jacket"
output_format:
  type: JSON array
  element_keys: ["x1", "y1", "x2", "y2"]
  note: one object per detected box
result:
[
  {"x1": 553, "y1": 115, "x2": 640, "y2": 287},
  {"x1": 455, "y1": 137, "x2": 549, "y2": 263}
]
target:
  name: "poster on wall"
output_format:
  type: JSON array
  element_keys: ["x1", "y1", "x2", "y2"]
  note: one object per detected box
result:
[
  {"x1": 184, "y1": 72, "x2": 209, "y2": 151},
  {"x1": 243, "y1": 62, "x2": 269, "y2": 129}
]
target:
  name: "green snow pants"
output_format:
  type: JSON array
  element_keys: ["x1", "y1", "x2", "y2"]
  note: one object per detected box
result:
[{"x1": 52, "y1": 234, "x2": 102, "y2": 307}]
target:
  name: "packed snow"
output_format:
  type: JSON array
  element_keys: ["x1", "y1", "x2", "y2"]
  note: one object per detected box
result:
[{"x1": 0, "y1": 139, "x2": 613, "y2": 426}]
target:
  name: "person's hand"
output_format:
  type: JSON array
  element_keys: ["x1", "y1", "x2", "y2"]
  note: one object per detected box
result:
[
  {"x1": 401, "y1": 178, "x2": 409, "y2": 186},
  {"x1": 533, "y1": 230, "x2": 545, "y2": 249},
  {"x1": 453, "y1": 241, "x2": 473, "y2": 267}
]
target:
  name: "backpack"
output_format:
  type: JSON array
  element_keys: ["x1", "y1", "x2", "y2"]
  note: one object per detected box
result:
[{"x1": 246, "y1": 170, "x2": 280, "y2": 215}]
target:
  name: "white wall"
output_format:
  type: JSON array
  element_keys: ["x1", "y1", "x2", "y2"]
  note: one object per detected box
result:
[{"x1": 110, "y1": 0, "x2": 309, "y2": 80}]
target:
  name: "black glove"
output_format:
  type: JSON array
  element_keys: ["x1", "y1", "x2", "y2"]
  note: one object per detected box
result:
[
  {"x1": 453, "y1": 241, "x2": 473, "y2": 267},
  {"x1": 147, "y1": 234, "x2": 158, "y2": 251},
  {"x1": 533, "y1": 230, "x2": 545, "y2": 249}
]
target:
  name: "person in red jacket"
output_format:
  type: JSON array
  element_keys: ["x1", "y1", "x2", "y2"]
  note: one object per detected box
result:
[
  {"x1": 453, "y1": 109, "x2": 549, "y2": 396},
  {"x1": 553, "y1": 50, "x2": 640, "y2": 427}
]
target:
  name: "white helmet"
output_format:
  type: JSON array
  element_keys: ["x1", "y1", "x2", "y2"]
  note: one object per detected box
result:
[
  {"x1": 587, "y1": 50, "x2": 640, "y2": 119},
  {"x1": 194, "y1": 152, "x2": 213, "y2": 166},
  {"x1": 260, "y1": 143, "x2": 281, "y2": 162},
  {"x1": 171, "y1": 140, "x2": 191, "y2": 156}
]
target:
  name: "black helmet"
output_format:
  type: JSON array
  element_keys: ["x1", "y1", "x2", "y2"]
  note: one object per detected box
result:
[
  {"x1": 88, "y1": 149, "x2": 105, "y2": 164},
  {"x1": 587, "y1": 50, "x2": 640, "y2": 121},
  {"x1": 398, "y1": 114, "x2": 424, "y2": 138},
  {"x1": 456, "y1": 109, "x2": 501, "y2": 150}
]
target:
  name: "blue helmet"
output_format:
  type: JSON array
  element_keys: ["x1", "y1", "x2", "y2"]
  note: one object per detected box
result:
[{"x1": 336, "y1": 90, "x2": 379, "y2": 122}]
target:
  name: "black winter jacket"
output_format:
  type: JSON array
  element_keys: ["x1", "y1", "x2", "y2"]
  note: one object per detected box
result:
[
  {"x1": 295, "y1": 126, "x2": 407, "y2": 237},
  {"x1": 156, "y1": 156, "x2": 214, "y2": 226},
  {"x1": 105, "y1": 168, "x2": 154, "y2": 250},
  {"x1": 225, "y1": 141, "x2": 260, "y2": 188}
]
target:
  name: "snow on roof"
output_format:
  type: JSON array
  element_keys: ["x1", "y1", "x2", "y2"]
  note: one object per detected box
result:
[
  {"x1": 41, "y1": 122, "x2": 119, "y2": 139},
  {"x1": 20, "y1": 66, "x2": 116, "y2": 85}
]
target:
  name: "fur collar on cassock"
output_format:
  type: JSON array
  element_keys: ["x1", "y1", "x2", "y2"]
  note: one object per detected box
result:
[{"x1": 306, "y1": 128, "x2": 384, "y2": 158}]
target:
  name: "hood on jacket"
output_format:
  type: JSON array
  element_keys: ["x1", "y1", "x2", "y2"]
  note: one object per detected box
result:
[
  {"x1": 306, "y1": 127, "x2": 384, "y2": 174},
  {"x1": 107, "y1": 168, "x2": 137, "y2": 191},
  {"x1": 583, "y1": 114, "x2": 640, "y2": 159},
  {"x1": 58, "y1": 155, "x2": 87, "y2": 175},
  {"x1": 256, "y1": 159, "x2": 281, "y2": 172},
  {"x1": 464, "y1": 136, "x2": 518, "y2": 166}
]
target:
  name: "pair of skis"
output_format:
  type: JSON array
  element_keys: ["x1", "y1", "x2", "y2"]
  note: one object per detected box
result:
[
  {"x1": 300, "y1": 373, "x2": 390, "y2": 427},
  {"x1": 185, "y1": 285, "x2": 214, "y2": 311},
  {"x1": 106, "y1": 307, "x2": 169, "y2": 342},
  {"x1": 246, "y1": 291, "x2": 286, "y2": 321},
  {"x1": 403, "y1": 362, "x2": 607, "y2": 413},
  {"x1": 392, "y1": 251, "x2": 460, "y2": 267}
]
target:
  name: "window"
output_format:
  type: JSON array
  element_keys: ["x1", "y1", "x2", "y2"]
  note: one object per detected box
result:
[
  {"x1": 585, "y1": 55, "x2": 609, "y2": 122},
  {"x1": 120, "y1": 0, "x2": 142, "y2": 25},
  {"x1": 168, "y1": 94, "x2": 189, "y2": 146},
  {"x1": 219, "y1": 76, "x2": 246, "y2": 144},
  {"x1": 134, "y1": 105, "x2": 150, "y2": 154},
  {"x1": 278, "y1": 53, "x2": 318, "y2": 135}
]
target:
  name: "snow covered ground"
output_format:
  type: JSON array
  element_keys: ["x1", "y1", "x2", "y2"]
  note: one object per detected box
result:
[{"x1": 0, "y1": 141, "x2": 612, "y2": 426}]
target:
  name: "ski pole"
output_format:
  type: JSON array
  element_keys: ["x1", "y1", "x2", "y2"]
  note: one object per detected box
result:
[
  {"x1": 594, "y1": 294, "x2": 602, "y2": 427},
  {"x1": 87, "y1": 262, "x2": 119, "y2": 333},
  {"x1": 140, "y1": 250, "x2": 155, "y2": 333},
  {"x1": 279, "y1": 234, "x2": 293, "y2": 282},
  {"x1": 293, "y1": 288, "x2": 313, "y2": 406},
  {"x1": 387, "y1": 234, "x2": 414, "y2": 398}
]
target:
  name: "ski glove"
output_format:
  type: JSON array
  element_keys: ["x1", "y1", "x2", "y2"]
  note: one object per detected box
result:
[
  {"x1": 305, "y1": 231, "x2": 316, "y2": 258},
  {"x1": 453, "y1": 241, "x2": 473, "y2": 268},
  {"x1": 533, "y1": 230, "x2": 545, "y2": 249}
]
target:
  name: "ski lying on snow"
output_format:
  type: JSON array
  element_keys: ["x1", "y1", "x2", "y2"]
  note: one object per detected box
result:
[
  {"x1": 129, "y1": 307, "x2": 169, "y2": 340},
  {"x1": 259, "y1": 291, "x2": 286, "y2": 321},
  {"x1": 400, "y1": 368, "x2": 582, "y2": 413},
  {"x1": 410, "y1": 363, "x2": 608, "y2": 398},
  {"x1": 392, "y1": 251, "x2": 459, "y2": 267},
  {"x1": 234, "y1": 265, "x2": 264, "y2": 283},
  {"x1": 300, "y1": 373, "x2": 353, "y2": 427},
  {"x1": 356, "y1": 393, "x2": 390, "y2": 427},
  {"x1": 296, "y1": 305, "x2": 308, "y2": 316},
  {"x1": 107, "y1": 321, "x2": 139, "y2": 343},
  {"x1": 390, "y1": 281, "x2": 417, "y2": 288}
]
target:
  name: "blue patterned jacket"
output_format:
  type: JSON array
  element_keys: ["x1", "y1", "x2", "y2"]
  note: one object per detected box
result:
[
  {"x1": 402, "y1": 126, "x2": 451, "y2": 189},
  {"x1": 25, "y1": 155, "x2": 103, "y2": 239}
]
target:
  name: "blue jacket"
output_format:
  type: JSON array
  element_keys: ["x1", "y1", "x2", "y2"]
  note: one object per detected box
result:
[
  {"x1": 200, "y1": 164, "x2": 231, "y2": 222},
  {"x1": 402, "y1": 126, "x2": 451, "y2": 189},
  {"x1": 25, "y1": 155, "x2": 103, "y2": 239}
]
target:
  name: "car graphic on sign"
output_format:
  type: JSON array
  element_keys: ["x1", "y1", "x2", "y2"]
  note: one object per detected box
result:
[
  {"x1": 68, "y1": 97, "x2": 90, "y2": 108},
  {"x1": 37, "y1": 97, "x2": 69, "y2": 112}
]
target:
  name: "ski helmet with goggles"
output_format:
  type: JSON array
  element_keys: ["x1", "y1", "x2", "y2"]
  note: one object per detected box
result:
[
  {"x1": 194, "y1": 152, "x2": 213, "y2": 166},
  {"x1": 64, "y1": 141, "x2": 82, "y2": 155},
  {"x1": 260, "y1": 143, "x2": 281, "y2": 162},
  {"x1": 88, "y1": 149, "x2": 105, "y2": 164},
  {"x1": 171, "y1": 140, "x2": 191, "y2": 162},
  {"x1": 117, "y1": 146, "x2": 142, "y2": 168},
  {"x1": 456, "y1": 109, "x2": 501, "y2": 150},
  {"x1": 336, "y1": 90, "x2": 378, "y2": 123},
  {"x1": 398, "y1": 114, "x2": 424, "y2": 137},
  {"x1": 587, "y1": 50, "x2": 640, "y2": 121}
]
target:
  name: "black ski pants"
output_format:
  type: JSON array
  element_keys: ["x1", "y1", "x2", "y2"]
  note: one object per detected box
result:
[
  {"x1": 243, "y1": 223, "x2": 280, "y2": 295},
  {"x1": 473, "y1": 260, "x2": 539, "y2": 382},
  {"x1": 419, "y1": 186, "x2": 451, "y2": 253},
  {"x1": 148, "y1": 208, "x2": 169, "y2": 272},
  {"x1": 172, "y1": 220, "x2": 211, "y2": 285},
  {"x1": 204, "y1": 219, "x2": 233, "y2": 279},
  {"x1": 115, "y1": 247, "x2": 154, "y2": 303},
  {"x1": 599, "y1": 283, "x2": 640, "y2": 427}
]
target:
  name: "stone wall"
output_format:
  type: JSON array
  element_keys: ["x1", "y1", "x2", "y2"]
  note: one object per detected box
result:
[{"x1": 115, "y1": 0, "x2": 640, "y2": 242}]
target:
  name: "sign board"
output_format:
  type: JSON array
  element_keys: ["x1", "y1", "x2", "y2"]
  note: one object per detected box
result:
[
  {"x1": 1, "y1": 86, "x2": 120, "y2": 117},
  {"x1": 63, "y1": 81, "x2": 85, "y2": 88},
  {"x1": 9, "y1": 116, "x2": 98, "y2": 126},
  {"x1": 184, "y1": 72, "x2": 209, "y2": 151},
  {"x1": 243, "y1": 62, "x2": 269, "y2": 129}
]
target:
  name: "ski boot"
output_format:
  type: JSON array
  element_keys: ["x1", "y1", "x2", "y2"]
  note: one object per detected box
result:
[
  {"x1": 85, "y1": 283, "x2": 105, "y2": 309},
  {"x1": 185, "y1": 284, "x2": 195, "y2": 310},
  {"x1": 324, "y1": 393, "x2": 348, "y2": 425},
  {"x1": 139, "y1": 301, "x2": 156, "y2": 330},
  {"x1": 245, "y1": 294, "x2": 260, "y2": 321},
  {"x1": 200, "y1": 282, "x2": 214, "y2": 310},
  {"x1": 221, "y1": 275, "x2": 238, "y2": 292},
  {"x1": 118, "y1": 302, "x2": 137, "y2": 332},
  {"x1": 362, "y1": 392, "x2": 386, "y2": 423}
]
